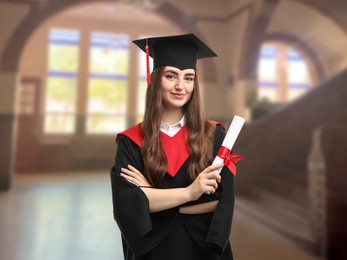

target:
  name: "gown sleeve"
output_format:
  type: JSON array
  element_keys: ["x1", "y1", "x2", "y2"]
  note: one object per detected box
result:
[
  {"x1": 205, "y1": 168, "x2": 235, "y2": 253},
  {"x1": 180, "y1": 124, "x2": 235, "y2": 254},
  {"x1": 205, "y1": 124, "x2": 235, "y2": 253},
  {"x1": 110, "y1": 135, "x2": 179, "y2": 256}
]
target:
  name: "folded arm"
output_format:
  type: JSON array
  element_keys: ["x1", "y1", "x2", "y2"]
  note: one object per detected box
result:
[{"x1": 120, "y1": 164, "x2": 222, "y2": 213}]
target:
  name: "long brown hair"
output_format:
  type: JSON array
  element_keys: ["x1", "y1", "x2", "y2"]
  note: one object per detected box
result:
[{"x1": 141, "y1": 66, "x2": 215, "y2": 187}]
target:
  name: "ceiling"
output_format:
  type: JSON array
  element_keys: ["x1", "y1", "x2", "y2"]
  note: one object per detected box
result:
[{"x1": 60, "y1": 2, "x2": 172, "y2": 25}]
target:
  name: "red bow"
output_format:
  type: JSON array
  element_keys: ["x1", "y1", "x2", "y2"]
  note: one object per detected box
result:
[{"x1": 217, "y1": 146, "x2": 244, "y2": 176}]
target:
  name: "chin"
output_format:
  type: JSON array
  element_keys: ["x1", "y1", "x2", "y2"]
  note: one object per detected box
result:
[{"x1": 165, "y1": 100, "x2": 188, "y2": 109}]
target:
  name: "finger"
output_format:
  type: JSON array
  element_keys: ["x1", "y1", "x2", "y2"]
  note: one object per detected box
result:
[
  {"x1": 204, "y1": 179, "x2": 218, "y2": 190},
  {"x1": 130, "y1": 170, "x2": 147, "y2": 183},
  {"x1": 126, "y1": 166, "x2": 148, "y2": 182},
  {"x1": 122, "y1": 167, "x2": 139, "y2": 176},
  {"x1": 212, "y1": 172, "x2": 222, "y2": 183},
  {"x1": 205, "y1": 185, "x2": 216, "y2": 194},
  {"x1": 210, "y1": 164, "x2": 223, "y2": 170},
  {"x1": 205, "y1": 171, "x2": 221, "y2": 180},
  {"x1": 128, "y1": 165, "x2": 142, "y2": 174},
  {"x1": 198, "y1": 182, "x2": 213, "y2": 194},
  {"x1": 212, "y1": 181, "x2": 218, "y2": 190},
  {"x1": 198, "y1": 178, "x2": 217, "y2": 189},
  {"x1": 121, "y1": 168, "x2": 142, "y2": 182},
  {"x1": 120, "y1": 173, "x2": 138, "y2": 186},
  {"x1": 204, "y1": 164, "x2": 223, "y2": 174},
  {"x1": 121, "y1": 168, "x2": 135, "y2": 176}
]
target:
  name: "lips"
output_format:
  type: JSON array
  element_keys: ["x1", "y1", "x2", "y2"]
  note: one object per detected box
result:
[{"x1": 171, "y1": 93, "x2": 185, "y2": 99}]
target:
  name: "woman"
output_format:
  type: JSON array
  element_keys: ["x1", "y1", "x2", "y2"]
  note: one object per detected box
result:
[{"x1": 110, "y1": 34, "x2": 235, "y2": 260}]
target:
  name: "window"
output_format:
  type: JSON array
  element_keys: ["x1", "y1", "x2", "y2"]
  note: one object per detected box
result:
[
  {"x1": 258, "y1": 45, "x2": 278, "y2": 102},
  {"x1": 287, "y1": 48, "x2": 312, "y2": 100},
  {"x1": 43, "y1": 29, "x2": 170, "y2": 135},
  {"x1": 44, "y1": 29, "x2": 79, "y2": 134},
  {"x1": 257, "y1": 42, "x2": 313, "y2": 103},
  {"x1": 87, "y1": 33, "x2": 129, "y2": 134}
]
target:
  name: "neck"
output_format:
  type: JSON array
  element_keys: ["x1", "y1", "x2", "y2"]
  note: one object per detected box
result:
[{"x1": 162, "y1": 107, "x2": 184, "y2": 125}]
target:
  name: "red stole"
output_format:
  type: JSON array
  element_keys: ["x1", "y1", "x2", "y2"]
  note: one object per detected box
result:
[{"x1": 116, "y1": 122, "x2": 222, "y2": 177}]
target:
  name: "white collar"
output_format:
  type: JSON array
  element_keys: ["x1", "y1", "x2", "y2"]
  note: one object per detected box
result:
[
  {"x1": 160, "y1": 115, "x2": 186, "y2": 137},
  {"x1": 161, "y1": 115, "x2": 186, "y2": 129}
]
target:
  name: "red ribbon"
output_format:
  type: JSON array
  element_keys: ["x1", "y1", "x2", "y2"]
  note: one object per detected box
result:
[
  {"x1": 217, "y1": 146, "x2": 244, "y2": 176},
  {"x1": 145, "y1": 38, "x2": 151, "y2": 85}
]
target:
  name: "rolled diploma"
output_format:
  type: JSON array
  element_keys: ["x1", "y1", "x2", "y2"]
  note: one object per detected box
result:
[{"x1": 212, "y1": 115, "x2": 245, "y2": 174}]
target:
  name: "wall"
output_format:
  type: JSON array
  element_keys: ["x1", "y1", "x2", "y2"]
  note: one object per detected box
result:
[
  {"x1": 0, "y1": 3, "x2": 30, "y2": 66},
  {"x1": 0, "y1": 3, "x2": 31, "y2": 188}
]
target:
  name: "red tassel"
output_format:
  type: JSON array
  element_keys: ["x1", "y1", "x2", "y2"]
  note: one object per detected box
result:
[{"x1": 146, "y1": 38, "x2": 151, "y2": 85}]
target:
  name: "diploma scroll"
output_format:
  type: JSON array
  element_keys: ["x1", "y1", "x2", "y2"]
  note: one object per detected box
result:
[{"x1": 212, "y1": 115, "x2": 245, "y2": 175}]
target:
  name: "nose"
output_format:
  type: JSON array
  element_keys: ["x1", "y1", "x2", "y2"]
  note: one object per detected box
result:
[{"x1": 175, "y1": 78, "x2": 184, "y2": 90}]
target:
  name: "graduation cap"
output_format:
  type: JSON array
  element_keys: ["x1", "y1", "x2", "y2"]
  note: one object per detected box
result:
[{"x1": 133, "y1": 33, "x2": 217, "y2": 85}]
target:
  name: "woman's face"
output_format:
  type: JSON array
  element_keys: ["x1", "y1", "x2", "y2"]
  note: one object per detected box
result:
[{"x1": 160, "y1": 66, "x2": 195, "y2": 110}]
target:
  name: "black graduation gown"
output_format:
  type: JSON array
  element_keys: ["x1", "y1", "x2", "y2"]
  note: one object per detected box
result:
[{"x1": 110, "y1": 124, "x2": 235, "y2": 260}]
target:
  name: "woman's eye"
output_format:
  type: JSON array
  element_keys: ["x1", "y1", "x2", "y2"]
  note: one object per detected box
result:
[
  {"x1": 185, "y1": 77, "x2": 194, "y2": 82},
  {"x1": 165, "y1": 74, "x2": 175, "y2": 80}
]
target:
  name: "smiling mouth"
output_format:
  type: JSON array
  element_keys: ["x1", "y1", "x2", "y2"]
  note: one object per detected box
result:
[{"x1": 172, "y1": 93, "x2": 185, "y2": 98}]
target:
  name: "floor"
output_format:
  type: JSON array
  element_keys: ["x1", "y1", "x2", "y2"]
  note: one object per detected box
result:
[{"x1": 0, "y1": 172, "x2": 320, "y2": 260}]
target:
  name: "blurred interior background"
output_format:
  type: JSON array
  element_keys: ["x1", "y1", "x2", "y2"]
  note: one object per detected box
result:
[{"x1": 1, "y1": 0, "x2": 347, "y2": 259}]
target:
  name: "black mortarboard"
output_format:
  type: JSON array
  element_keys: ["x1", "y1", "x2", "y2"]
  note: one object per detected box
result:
[{"x1": 133, "y1": 33, "x2": 217, "y2": 75}]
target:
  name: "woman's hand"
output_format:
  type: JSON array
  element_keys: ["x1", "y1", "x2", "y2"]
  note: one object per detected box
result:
[
  {"x1": 120, "y1": 165, "x2": 151, "y2": 187},
  {"x1": 187, "y1": 164, "x2": 223, "y2": 201}
]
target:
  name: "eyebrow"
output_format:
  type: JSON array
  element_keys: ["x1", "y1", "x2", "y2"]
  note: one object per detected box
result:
[{"x1": 163, "y1": 70, "x2": 195, "y2": 77}]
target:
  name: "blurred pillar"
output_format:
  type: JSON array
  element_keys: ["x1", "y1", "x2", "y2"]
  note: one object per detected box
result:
[
  {"x1": 238, "y1": 0, "x2": 280, "y2": 114},
  {"x1": 232, "y1": 79, "x2": 257, "y2": 120},
  {"x1": 0, "y1": 71, "x2": 17, "y2": 191},
  {"x1": 127, "y1": 40, "x2": 139, "y2": 128},
  {"x1": 240, "y1": 0, "x2": 280, "y2": 80},
  {"x1": 308, "y1": 126, "x2": 347, "y2": 258}
]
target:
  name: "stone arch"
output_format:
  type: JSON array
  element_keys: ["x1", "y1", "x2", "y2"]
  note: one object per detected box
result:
[
  {"x1": 2, "y1": 0, "x2": 217, "y2": 81},
  {"x1": 239, "y1": 0, "x2": 280, "y2": 80},
  {"x1": 240, "y1": 0, "x2": 347, "y2": 82}
]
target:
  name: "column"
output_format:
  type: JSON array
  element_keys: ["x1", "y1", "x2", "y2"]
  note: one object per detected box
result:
[{"x1": 0, "y1": 71, "x2": 18, "y2": 190}]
